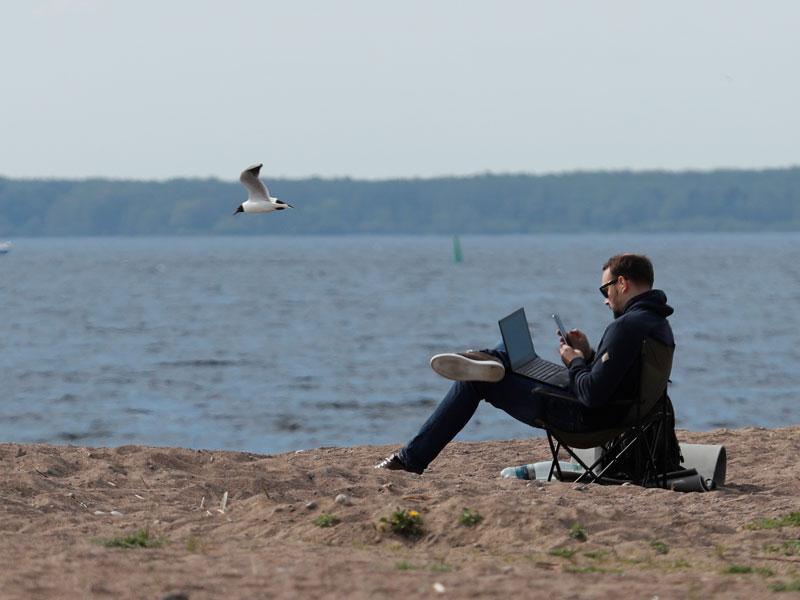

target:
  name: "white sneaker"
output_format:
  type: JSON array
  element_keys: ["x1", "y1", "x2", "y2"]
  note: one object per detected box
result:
[{"x1": 430, "y1": 351, "x2": 505, "y2": 383}]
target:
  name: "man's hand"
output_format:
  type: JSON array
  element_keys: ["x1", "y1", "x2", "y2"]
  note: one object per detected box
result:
[
  {"x1": 562, "y1": 329, "x2": 592, "y2": 359},
  {"x1": 559, "y1": 339, "x2": 584, "y2": 367}
]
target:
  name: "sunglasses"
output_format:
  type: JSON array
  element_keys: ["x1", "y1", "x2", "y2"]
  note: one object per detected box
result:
[{"x1": 599, "y1": 279, "x2": 618, "y2": 298}]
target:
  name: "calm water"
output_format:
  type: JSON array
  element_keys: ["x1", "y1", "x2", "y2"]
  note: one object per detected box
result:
[{"x1": 1, "y1": 234, "x2": 798, "y2": 454}]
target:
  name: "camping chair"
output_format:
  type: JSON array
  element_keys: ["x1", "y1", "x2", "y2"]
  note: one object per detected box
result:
[{"x1": 536, "y1": 337, "x2": 679, "y2": 488}]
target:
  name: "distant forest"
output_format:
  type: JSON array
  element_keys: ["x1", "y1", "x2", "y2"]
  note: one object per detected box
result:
[{"x1": 1, "y1": 168, "x2": 799, "y2": 236}]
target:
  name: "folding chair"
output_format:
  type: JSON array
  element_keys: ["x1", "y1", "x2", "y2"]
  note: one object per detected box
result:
[{"x1": 536, "y1": 337, "x2": 680, "y2": 488}]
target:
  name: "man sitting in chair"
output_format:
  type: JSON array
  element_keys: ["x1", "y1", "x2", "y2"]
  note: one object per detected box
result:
[{"x1": 375, "y1": 253, "x2": 675, "y2": 475}]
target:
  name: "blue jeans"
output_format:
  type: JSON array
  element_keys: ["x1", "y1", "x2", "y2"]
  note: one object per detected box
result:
[{"x1": 398, "y1": 346, "x2": 590, "y2": 473}]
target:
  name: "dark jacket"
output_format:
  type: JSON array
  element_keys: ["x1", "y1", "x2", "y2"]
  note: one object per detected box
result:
[{"x1": 567, "y1": 289, "x2": 674, "y2": 413}]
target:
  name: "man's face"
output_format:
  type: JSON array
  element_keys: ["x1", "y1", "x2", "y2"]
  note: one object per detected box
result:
[{"x1": 600, "y1": 268, "x2": 624, "y2": 315}]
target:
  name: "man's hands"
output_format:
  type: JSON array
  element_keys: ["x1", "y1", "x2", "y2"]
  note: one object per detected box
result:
[{"x1": 558, "y1": 329, "x2": 592, "y2": 367}]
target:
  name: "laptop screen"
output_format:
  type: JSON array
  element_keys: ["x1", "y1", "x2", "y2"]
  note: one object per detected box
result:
[{"x1": 499, "y1": 307, "x2": 537, "y2": 370}]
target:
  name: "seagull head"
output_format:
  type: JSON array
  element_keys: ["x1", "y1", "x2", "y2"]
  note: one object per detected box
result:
[{"x1": 233, "y1": 205, "x2": 244, "y2": 215}]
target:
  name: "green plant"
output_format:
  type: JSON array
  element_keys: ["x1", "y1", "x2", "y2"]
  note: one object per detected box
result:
[
  {"x1": 549, "y1": 547, "x2": 576, "y2": 559},
  {"x1": 395, "y1": 560, "x2": 418, "y2": 571},
  {"x1": 380, "y1": 509, "x2": 423, "y2": 539},
  {"x1": 723, "y1": 564, "x2": 772, "y2": 576},
  {"x1": 650, "y1": 540, "x2": 669, "y2": 555},
  {"x1": 101, "y1": 528, "x2": 165, "y2": 549},
  {"x1": 770, "y1": 579, "x2": 800, "y2": 592},
  {"x1": 583, "y1": 549, "x2": 609, "y2": 561},
  {"x1": 768, "y1": 540, "x2": 800, "y2": 555},
  {"x1": 747, "y1": 512, "x2": 800, "y2": 530},
  {"x1": 459, "y1": 508, "x2": 483, "y2": 527},
  {"x1": 185, "y1": 536, "x2": 201, "y2": 552},
  {"x1": 568, "y1": 522, "x2": 587, "y2": 542},
  {"x1": 670, "y1": 559, "x2": 691, "y2": 569},
  {"x1": 726, "y1": 564, "x2": 754, "y2": 574},
  {"x1": 313, "y1": 514, "x2": 340, "y2": 528}
]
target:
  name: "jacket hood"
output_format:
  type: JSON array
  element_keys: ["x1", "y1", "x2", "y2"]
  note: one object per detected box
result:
[{"x1": 622, "y1": 289, "x2": 674, "y2": 318}]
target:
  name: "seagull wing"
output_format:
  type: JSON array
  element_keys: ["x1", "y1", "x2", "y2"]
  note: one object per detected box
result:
[{"x1": 239, "y1": 163, "x2": 271, "y2": 200}]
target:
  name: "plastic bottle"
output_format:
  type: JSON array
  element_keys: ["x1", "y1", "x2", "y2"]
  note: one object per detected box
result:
[
  {"x1": 500, "y1": 461, "x2": 585, "y2": 481},
  {"x1": 500, "y1": 464, "x2": 538, "y2": 480}
]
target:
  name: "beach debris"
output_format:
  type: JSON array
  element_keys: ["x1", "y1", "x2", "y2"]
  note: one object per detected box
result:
[
  {"x1": 209, "y1": 455, "x2": 214, "y2": 463},
  {"x1": 305, "y1": 501, "x2": 318, "y2": 510},
  {"x1": 34, "y1": 468, "x2": 49, "y2": 479},
  {"x1": 205, "y1": 510, "x2": 213, "y2": 517},
  {"x1": 433, "y1": 582, "x2": 446, "y2": 594},
  {"x1": 106, "y1": 481, "x2": 117, "y2": 487},
  {"x1": 134, "y1": 494, "x2": 145, "y2": 500},
  {"x1": 218, "y1": 491, "x2": 229, "y2": 513},
  {"x1": 110, "y1": 510, "x2": 124, "y2": 517},
  {"x1": 199, "y1": 496, "x2": 205, "y2": 509},
  {"x1": 334, "y1": 494, "x2": 352, "y2": 506},
  {"x1": 94, "y1": 510, "x2": 105, "y2": 515},
  {"x1": 381, "y1": 483, "x2": 394, "y2": 492}
]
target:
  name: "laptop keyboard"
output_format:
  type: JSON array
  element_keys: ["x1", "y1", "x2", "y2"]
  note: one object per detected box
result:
[{"x1": 518, "y1": 357, "x2": 567, "y2": 382}]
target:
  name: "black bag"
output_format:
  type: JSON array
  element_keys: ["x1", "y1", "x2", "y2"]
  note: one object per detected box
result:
[{"x1": 600, "y1": 394, "x2": 682, "y2": 484}]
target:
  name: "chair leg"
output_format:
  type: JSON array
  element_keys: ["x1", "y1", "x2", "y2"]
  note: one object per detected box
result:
[{"x1": 545, "y1": 431, "x2": 562, "y2": 482}]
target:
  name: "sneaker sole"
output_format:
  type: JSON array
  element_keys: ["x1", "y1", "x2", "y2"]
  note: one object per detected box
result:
[{"x1": 430, "y1": 353, "x2": 505, "y2": 383}]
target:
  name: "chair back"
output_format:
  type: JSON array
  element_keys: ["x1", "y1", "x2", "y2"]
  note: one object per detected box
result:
[{"x1": 631, "y1": 337, "x2": 674, "y2": 420}]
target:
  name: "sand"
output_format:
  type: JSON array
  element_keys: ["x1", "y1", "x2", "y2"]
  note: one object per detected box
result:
[{"x1": 1, "y1": 426, "x2": 799, "y2": 599}]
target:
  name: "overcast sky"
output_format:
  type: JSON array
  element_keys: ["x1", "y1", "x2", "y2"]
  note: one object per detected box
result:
[{"x1": 1, "y1": 1, "x2": 798, "y2": 180}]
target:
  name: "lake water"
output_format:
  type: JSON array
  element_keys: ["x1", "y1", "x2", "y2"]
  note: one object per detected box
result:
[{"x1": 1, "y1": 234, "x2": 798, "y2": 454}]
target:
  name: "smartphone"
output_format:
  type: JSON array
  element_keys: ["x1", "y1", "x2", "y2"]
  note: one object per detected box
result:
[{"x1": 552, "y1": 313, "x2": 572, "y2": 347}]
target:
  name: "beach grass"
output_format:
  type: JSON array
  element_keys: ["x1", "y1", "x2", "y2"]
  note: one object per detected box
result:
[
  {"x1": 459, "y1": 508, "x2": 483, "y2": 527},
  {"x1": 101, "y1": 528, "x2": 166, "y2": 549},
  {"x1": 747, "y1": 512, "x2": 800, "y2": 530},
  {"x1": 313, "y1": 514, "x2": 340, "y2": 528}
]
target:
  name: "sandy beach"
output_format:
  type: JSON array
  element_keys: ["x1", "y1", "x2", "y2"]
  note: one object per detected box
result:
[{"x1": 1, "y1": 426, "x2": 799, "y2": 599}]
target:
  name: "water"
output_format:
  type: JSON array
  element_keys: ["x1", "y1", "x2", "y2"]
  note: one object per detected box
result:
[{"x1": 1, "y1": 234, "x2": 798, "y2": 454}]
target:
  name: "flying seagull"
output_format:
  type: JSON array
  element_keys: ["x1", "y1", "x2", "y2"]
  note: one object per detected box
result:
[{"x1": 234, "y1": 163, "x2": 293, "y2": 214}]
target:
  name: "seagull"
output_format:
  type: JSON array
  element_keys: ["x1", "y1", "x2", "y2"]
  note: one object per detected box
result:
[{"x1": 234, "y1": 163, "x2": 293, "y2": 214}]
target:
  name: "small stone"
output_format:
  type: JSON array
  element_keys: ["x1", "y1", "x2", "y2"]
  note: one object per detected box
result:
[
  {"x1": 501, "y1": 565, "x2": 513, "y2": 574},
  {"x1": 334, "y1": 494, "x2": 351, "y2": 506},
  {"x1": 110, "y1": 510, "x2": 124, "y2": 517},
  {"x1": 433, "y1": 582, "x2": 446, "y2": 594},
  {"x1": 305, "y1": 501, "x2": 318, "y2": 510},
  {"x1": 68, "y1": 492, "x2": 75, "y2": 498},
  {"x1": 93, "y1": 510, "x2": 105, "y2": 515},
  {"x1": 381, "y1": 483, "x2": 394, "y2": 491}
]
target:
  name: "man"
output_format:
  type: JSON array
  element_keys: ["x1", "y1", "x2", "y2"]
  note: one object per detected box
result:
[{"x1": 375, "y1": 253, "x2": 675, "y2": 475}]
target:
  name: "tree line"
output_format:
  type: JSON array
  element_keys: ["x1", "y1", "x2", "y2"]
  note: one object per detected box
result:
[{"x1": 1, "y1": 167, "x2": 798, "y2": 236}]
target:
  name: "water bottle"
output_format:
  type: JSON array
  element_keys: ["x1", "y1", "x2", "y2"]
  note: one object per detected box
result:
[
  {"x1": 500, "y1": 463, "x2": 538, "y2": 480},
  {"x1": 500, "y1": 461, "x2": 585, "y2": 481}
]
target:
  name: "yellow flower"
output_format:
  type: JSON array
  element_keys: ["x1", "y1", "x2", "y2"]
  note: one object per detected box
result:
[{"x1": 408, "y1": 510, "x2": 419, "y2": 518}]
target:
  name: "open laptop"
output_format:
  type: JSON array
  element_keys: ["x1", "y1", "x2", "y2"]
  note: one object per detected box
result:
[{"x1": 499, "y1": 307, "x2": 571, "y2": 389}]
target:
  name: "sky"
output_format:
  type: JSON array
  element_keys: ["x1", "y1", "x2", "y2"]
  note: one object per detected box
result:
[{"x1": 1, "y1": 1, "x2": 798, "y2": 180}]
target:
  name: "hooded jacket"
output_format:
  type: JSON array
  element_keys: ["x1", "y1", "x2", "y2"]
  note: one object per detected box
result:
[{"x1": 567, "y1": 289, "x2": 674, "y2": 411}]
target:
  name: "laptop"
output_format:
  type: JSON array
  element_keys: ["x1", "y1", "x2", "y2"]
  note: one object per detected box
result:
[{"x1": 499, "y1": 307, "x2": 571, "y2": 389}]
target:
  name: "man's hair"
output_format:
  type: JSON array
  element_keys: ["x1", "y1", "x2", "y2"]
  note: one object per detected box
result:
[{"x1": 602, "y1": 254, "x2": 654, "y2": 288}]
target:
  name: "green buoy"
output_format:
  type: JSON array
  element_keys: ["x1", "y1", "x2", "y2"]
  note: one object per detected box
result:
[{"x1": 452, "y1": 235, "x2": 463, "y2": 263}]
